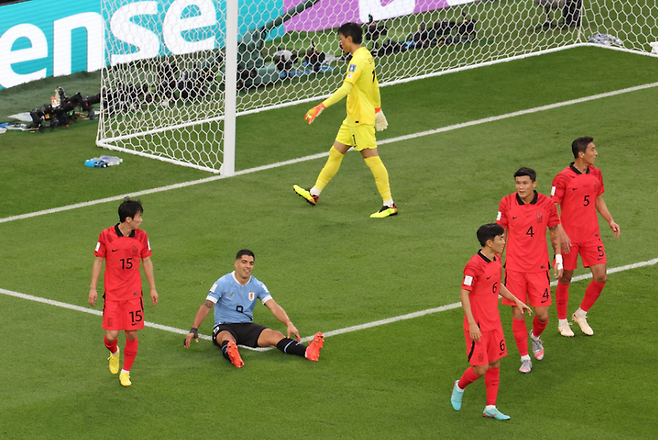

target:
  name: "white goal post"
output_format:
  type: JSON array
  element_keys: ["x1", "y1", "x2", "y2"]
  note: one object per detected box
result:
[{"x1": 96, "y1": 0, "x2": 658, "y2": 174}]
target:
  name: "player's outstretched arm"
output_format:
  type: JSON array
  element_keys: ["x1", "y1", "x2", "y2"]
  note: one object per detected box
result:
[
  {"x1": 305, "y1": 83, "x2": 354, "y2": 124},
  {"x1": 556, "y1": 222, "x2": 571, "y2": 254},
  {"x1": 88, "y1": 257, "x2": 104, "y2": 307},
  {"x1": 265, "y1": 299, "x2": 301, "y2": 342},
  {"x1": 142, "y1": 256, "x2": 158, "y2": 305},
  {"x1": 595, "y1": 196, "x2": 620, "y2": 238},
  {"x1": 372, "y1": 70, "x2": 385, "y2": 132},
  {"x1": 184, "y1": 300, "x2": 213, "y2": 348},
  {"x1": 459, "y1": 289, "x2": 480, "y2": 342},
  {"x1": 549, "y1": 226, "x2": 563, "y2": 279},
  {"x1": 500, "y1": 284, "x2": 533, "y2": 316}
]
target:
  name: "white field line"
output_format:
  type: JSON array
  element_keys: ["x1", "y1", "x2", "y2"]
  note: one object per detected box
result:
[
  {"x1": 2, "y1": 258, "x2": 656, "y2": 352},
  {"x1": 0, "y1": 287, "x2": 213, "y2": 340},
  {"x1": 2, "y1": 81, "x2": 658, "y2": 225}
]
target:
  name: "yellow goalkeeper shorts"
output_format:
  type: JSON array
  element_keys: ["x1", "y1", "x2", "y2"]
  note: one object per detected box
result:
[{"x1": 335, "y1": 120, "x2": 377, "y2": 151}]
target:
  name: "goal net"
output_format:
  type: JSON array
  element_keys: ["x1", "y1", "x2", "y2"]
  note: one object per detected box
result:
[{"x1": 97, "y1": 0, "x2": 657, "y2": 174}]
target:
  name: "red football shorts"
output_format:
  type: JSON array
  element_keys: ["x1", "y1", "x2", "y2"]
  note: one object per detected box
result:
[
  {"x1": 503, "y1": 270, "x2": 552, "y2": 307},
  {"x1": 463, "y1": 326, "x2": 507, "y2": 366},
  {"x1": 103, "y1": 297, "x2": 145, "y2": 331},
  {"x1": 563, "y1": 239, "x2": 606, "y2": 270}
]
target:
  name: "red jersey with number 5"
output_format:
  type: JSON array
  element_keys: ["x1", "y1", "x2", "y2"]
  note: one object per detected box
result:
[
  {"x1": 94, "y1": 224, "x2": 152, "y2": 301},
  {"x1": 551, "y1": 164, "x2": 604, "y2": 245},
  {"x1": 497, "y1": 191, "x2": 560, "y2": 273},
  {"x1": 461, "y1": 251, "x2": 502, "y2": 331}
]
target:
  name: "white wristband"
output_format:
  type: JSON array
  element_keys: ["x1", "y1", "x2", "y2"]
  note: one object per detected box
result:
[{"x1": 555, "y1": 254, "x2": 563, "y2": 270}]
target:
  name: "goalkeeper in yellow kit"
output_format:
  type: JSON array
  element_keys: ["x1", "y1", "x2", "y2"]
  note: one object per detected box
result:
[{"x1": 293, "y1": 22, "x2": 397, "y2": 218}]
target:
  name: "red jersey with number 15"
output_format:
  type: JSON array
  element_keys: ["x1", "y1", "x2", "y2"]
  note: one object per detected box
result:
[
  {"x1": 94, "y1": 224, "x2": 152, "y2": 301},
  {"x1": 497, "y1": 191, "x2": 560, "y2": 273},
  {"x1": 461, "y1": 251, "x2": 503, "y2": 332},
  {"x1": 551, "y1": 164, "x2": 604, "y2": 244}
]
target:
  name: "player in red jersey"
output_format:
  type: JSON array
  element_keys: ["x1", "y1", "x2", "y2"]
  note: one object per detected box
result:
[
  {"x1": 89, "y1": 198, "x2": 159, "y2": 387},
  {"x1": 551, "y1": 137, "x2": 620, "y2": 337},
  {"x1": 497, "y1": 167, "x2": 563, "y2": 373},
  {"x1": 450, "y1": 223, "x2": 532, "y2": 421}
]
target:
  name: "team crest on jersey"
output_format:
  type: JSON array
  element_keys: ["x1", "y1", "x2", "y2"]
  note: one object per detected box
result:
[
  {"x1": 132, "y1": 245, "x2": 138, "y2": 256},
  {"x1": 249, "y1": 291, "x2": 255, "y2": 301},
  {"x1": 536, "y1": 212, "x2": 543, "y2": 223},
  {"x1": 348, "y1": 64, "x2": 356, "y2": 72}
]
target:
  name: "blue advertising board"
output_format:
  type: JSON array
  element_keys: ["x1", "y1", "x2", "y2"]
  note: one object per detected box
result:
[{"x1": 0, "y1": 0, "x2": 292, "y2": 90}]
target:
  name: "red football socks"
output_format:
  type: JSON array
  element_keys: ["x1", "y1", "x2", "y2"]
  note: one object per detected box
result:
[
  {"x1": 458, "y1": 366, "x2": 481, "y2": 389},
  {"x1": 581, "y1": 281, "x2": 605, "y2": 312},
  {"x1": 122, "y1": 338, "x2": 139, "y2": 371},
  {"x1": 532, "y1": 315, "x2": 548, "y2": 337},
  {"x1": 512, "y1": 318, "x2": 528, "y2": 356},
  {"x1": 104, "y1": 335, "x2": 118, "y2": 354},
  {"x1": 485, "y1": 367, "x2": 500, "y2": 406},
  {"x1": 555, "y1": 282, "x2": 570, "y2": 320}
]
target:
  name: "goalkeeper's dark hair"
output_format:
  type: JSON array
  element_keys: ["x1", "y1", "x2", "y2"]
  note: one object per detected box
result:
[
  {"x1": 118, "y1": 197, "x2": 143, "y2": 222},
  {"x1": 572, "y1": 136, "x2": 594, "y2": 158},
  {"x1": 476, "y1": 223, "x2": 504, "y2": 247},
  {"x1": 514, "y1": 167, "x2": 536, "y2": 182},
  {"x1": 236, "y1": 249, "x2": 255, "y2": 261},
  {"x1": 338, "y1": 22, "x2": 363, "y2": 44}
]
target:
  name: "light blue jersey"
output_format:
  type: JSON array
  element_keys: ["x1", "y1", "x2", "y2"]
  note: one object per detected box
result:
[{"x1": 206, "y1": 272, "x2": 272, "y2": 325}]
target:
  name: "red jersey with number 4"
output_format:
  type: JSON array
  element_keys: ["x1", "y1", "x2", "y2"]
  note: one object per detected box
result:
[
  {"x1": 551, "y1": 164, "x2": 604, "y2": 244},
  {"x1": 94, "y1": 224, "x2": 152, "y2": 301},
  {"x1": 461, "y1": 251, "x2": 503, "y2": 332},
  {"x1": 497, "y1": 191, "x2": 560, "y2": 273}
]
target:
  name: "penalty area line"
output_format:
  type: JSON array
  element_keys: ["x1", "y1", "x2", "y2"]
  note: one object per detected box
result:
[
  {"x1": 2, "y1": 81, "x2": 658, "y2": 225},
  {"x1": 1, "y1": 258, "x2": 656, "y2": 352}
]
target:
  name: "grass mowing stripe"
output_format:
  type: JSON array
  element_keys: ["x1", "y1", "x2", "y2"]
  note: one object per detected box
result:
[
  {"x1": 2, "y1": 80, "x2": 657, "y2": 225},
  {"x1": 3, "y1": 257, "x2": 655, "y2": 351}
]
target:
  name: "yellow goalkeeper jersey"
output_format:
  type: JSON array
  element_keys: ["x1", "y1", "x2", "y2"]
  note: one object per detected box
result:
[{"x1": 343, "y1": 47, "x2": 381, "y2": 126}]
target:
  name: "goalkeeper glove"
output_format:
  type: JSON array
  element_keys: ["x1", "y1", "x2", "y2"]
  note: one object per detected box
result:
[
  {"x1": 374, "y1": 107, "x2": 388, "y2": 132},
  {"x1": 305, "y1": 103, "x2": 326, "y2": 124}
]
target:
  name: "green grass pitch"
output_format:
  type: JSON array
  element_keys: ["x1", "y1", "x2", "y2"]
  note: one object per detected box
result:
[{"x1": 0, "y1": 46, "x2": 657, "y2": 439}]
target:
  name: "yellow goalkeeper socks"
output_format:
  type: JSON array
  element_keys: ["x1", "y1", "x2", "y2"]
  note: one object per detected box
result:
[
  {"x1": 364, "y1": 156, "x2": 392, "y2": 202},
  {"x1": 314, "y1": 146, "x2": 344, "y2": 191}
]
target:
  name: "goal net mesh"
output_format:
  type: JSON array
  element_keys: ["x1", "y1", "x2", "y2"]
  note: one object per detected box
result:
[{"x1": 97, "y1": 0, "x2": 657, "y2": 173}]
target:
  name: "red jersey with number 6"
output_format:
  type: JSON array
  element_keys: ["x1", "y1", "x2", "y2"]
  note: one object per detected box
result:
[
  {"x1": 497, "y1": 191, "x2": 560, "y2": 273},
  {"x1": 551, "y1": 164, "x2": 604, "y2": 245},
  {"x1": 94, "y1": 224, "x2": 152, "y2": 301},
  {"x1": 461, "y1": 251, "x2": 503, "y2": 332}
]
